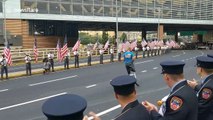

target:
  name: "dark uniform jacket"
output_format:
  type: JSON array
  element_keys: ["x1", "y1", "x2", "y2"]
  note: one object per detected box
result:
[
  {"x1": 151, "y1": 80, "x2": 198, "y2": 120},
  {"x1": 195, "y1": 74, "x2": 213, "y2": 120},
  {"x1": 114, "y1": 100, "x2": 150, "y2": 120}
]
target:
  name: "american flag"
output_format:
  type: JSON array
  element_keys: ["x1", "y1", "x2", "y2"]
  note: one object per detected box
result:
[
  {"x1": 104, "y1": 40, "x2": 109, "y2": 51},
  {"x1": 72, "y1": 39, "x2": 81, "y2": 52},
  {"x1": 130, "y1": 39, "x2": 137, "y2": 50},
  {"x1": 141, "y1": 38, "x2": 147, "y2": 47},
  {"x1": 61, "y1": 35, "x2": 68, "y2": 59},
  {"x1": 33, "y1": 37, "x2": 38, "y2": 63},
  {"x1": 56, "y1": 39, "x2": 61, "y2": 62},
  {"x1": 3, "y1": 42, "x2": 12, "y2": 65}
]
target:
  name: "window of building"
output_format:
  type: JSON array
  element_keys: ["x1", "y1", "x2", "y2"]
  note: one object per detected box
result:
[
  {"x1": 21, "y1": 0, "x2": 37, "y2": 13},
  {"x1": 61, "y1": 3, "x2": 71, "y2": 15},
  {"x1": 83, "y1": 0, "x2": 93, "y2": 4},
  {"x1": 104, "y1": 6, "x2": 113, "y2": 17},
  {"x1": 94, "y1": 0, "x2": 103, "y2": 5},
  {"x1": 139, "y1": 8, "x2": 146, "y2": 17},
  {"x1": 73, "y1": 0, "x2": 82, "y2": 3},
  {"x1": 104, "y1": 0, "x2": 112, "y2": 5},
  {"x1": 0, "y1": 2, "x2": 3, "y2": 12},
  {"x1": 73, "y1": 4, "x2": 82, "y2": 15},
  {"x1": 94, "y1": 5, "x2": 103, "y2": 16},
  {"x1": 122, "y1": 7, "x2": 130, "y2": 17},
  {"x1": 49, "y1": 2, "x2": 60, "y2": 14},
  {"x1": 61, "y1": 0, "x2": 71, "y2": 3},
  {"x1": 37, "y1": 1, "x2": 48, "y2": 14},
  {"x1": 82, "y1": 5, "x2": 93, "y2": 16},
  {"x1": 131, "y1": 8, "x2": 138, "y2": 18}
]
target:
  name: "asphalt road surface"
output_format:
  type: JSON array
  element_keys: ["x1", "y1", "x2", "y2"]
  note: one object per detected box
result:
[{"x1": 0, "y1": 50, "x2": 212, "y2": 120}]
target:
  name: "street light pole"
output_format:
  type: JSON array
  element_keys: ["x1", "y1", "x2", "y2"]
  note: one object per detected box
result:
[
  {"x1": 116, "y1": 0, "x2": 119, "y2": 58},
  {"x1": 3, "y1": 0, "x2": 7, "y2": 44},
  {"x1": 157, "y1": 8, "x2": 160, "y2": 41}
]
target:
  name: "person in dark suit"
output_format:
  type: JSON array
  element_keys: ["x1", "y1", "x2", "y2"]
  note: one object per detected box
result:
[
  {"x1": 84, "y1": 75, "x2": 151, "y2": 120},
  {"x1": 188, "y1": 56, "x2": 213, "y2": 120},
  {"x1": 143, "y1": 60, "x2": 198, "y2": 120},
  {"x1": 42, "y1": 94, "x2": 87, "y2": 120}
]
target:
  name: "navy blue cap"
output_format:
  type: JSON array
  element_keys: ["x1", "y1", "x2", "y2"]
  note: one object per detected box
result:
[
  {"x1": 160, "y1": 61, "x2": 185, "y2": 74},
  {"x1": 42, "y1": 94, "x2": 87, "y2": 120},
  {"x1": 110, "y1": 75, "x2": 136, "y2": 95},
  {"x1": 196, "y1": 56, "x2": 213, "y2": 69},
  {"x1": 207, "y1": 54, "x2": 213, "y2": 58}
]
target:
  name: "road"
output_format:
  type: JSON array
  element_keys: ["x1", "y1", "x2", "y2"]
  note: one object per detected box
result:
[{"x1": 0, "y1": 50, "x2": 212, "y2": 120}]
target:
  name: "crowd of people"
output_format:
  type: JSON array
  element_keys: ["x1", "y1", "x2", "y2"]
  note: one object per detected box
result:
[{"x1": 40, "y1": 50, "x2": 213, "y2": 120}]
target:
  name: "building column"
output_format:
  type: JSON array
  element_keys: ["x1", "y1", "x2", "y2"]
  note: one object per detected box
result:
[
  {"x1": 158, "y1": 25, "x2": 164, "y2": 40},
  {"x1": 175, "y1": 32, "x2": 178, "y2": 42},
  {"x1": 142, "y1": 30, "x2": 147, "y2": 40}
]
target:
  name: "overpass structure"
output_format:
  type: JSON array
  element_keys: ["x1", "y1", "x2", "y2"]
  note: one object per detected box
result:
[{"x1": 0, "y1": 0, "x2": 213, "y2": 48}]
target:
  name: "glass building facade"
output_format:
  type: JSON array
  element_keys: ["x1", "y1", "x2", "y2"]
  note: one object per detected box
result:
[{"x1": 20, "y1": 0, "x2": 213, "y2": 20}]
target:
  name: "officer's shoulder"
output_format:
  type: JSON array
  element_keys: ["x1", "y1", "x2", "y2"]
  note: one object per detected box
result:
[{"x1": 169, "y1": 96, "x2": 183, "y2": 111}]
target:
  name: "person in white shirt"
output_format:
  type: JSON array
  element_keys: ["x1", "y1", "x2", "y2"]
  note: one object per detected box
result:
[
  {"x1": 25, "y1": 54, "x2": 32, "y2": 75},
  {"x1": 0, "y1": 54, "x2": 8, "y2": 80},
  {"x1": 110, "y1": 48, "x2": 114, "y2": 62},
  {"x1": 64, "y1": 50, "x2": 70, "y2": 69},
  {"x1": 99, "y1": 49, "x2": 104, "y2": 64},
  {"x1": 134, "y1": 47, "x2": 139, "y2": 59},
  {"x1": 48, "y1": 51, "x2": 54, "y2": 72},
  {"x1": 73, "y1": 50, "x2": 79, "y2": 68},
  {"x1": 87, "y1": 50, "x2": 92, "y2": 66},
  {"x1": 142, "y1": 47, "x2": 146, "y2": 58},
  {"x1": 146, "y1": 46, "x2": 150, "y2": 57}
]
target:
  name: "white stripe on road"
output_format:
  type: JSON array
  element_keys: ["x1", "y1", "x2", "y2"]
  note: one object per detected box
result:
[
  {"x1": 0, "y1": 92, "x2": 67, "y2": 111},
  {"x1": 153, "y1": 67, "x2": 158, "y2": 70},
  {"x1": 88, "y1": 105, "x2": 121, "y2": 120},
  {"x1": 86, "y1": 84, "x2": 97, "y2": 88},
  {"x1": 29, "y1": 75, "x2": 78, "y2": 86},
  {"x1": 141, "y1": 70, "x2": 147, "y2": 73},
  {"x1": 135, "y1": 60, "x2": 154, "y2": 65},
  {"x1": 0, "y1": 89, "x2": 8, "y2": 93},
  {"x1": 172, "y1": 55, "x2": 181, "y2": 57}
]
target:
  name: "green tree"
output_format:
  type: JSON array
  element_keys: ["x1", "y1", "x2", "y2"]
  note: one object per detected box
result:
[{"x1": 120, "y1": 33, "x2": 127, "y2": 42}]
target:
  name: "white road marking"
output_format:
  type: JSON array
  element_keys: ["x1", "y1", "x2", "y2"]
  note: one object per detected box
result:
[
  {"x1": 135, "y1": 60, "x2": 154, "y2": 65},
  {"x1": 86, "y1": 84, "x2": 97, "y2": 88},
  {"x1": 153, "y1": 67, "x2": 158, "y2": 70},
  {"x1": 0, "y1": 92, "x2": 67, "y2": 111},
  {"x1": 141, "y1": 70, "x2": 147, "y2": 73},
  {"x1": 0, "y1": 89, "x2": 8, "y2": 93},
  {"x1": 172, "y1": 55, "x2": 181, "y2": 57},
  {"x1": 88, "y1": 105, "x2": 121, "y2": 120},
  {"x1": 29, "y1": 75, "x2": 78, "y2": 86}
]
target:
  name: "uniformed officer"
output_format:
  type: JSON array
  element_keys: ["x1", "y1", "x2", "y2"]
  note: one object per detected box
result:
[
  {"x1": 143, "y1": 60, "x2": 198, "y2": 120},
  {"x1": 134, "y1": 46, "x2": 139, "y2": 59},
  {"x1": 42, "y1": 94, "x2": 87, "y2": 120},
  {"x1": 118, "y1": 49, "x2": 122, "y2": 62},
  {"x1": 187, "y1": 56, "x2": 213, "y2": 120},
  {"x1": 25, "y1": 54, "x2": 32, "y2": 75},
  {"x1": 64, "y1": 50, "x2": 70, "y2": 69},
  {"x1": 154, "y1": 46, "x2": 157, "y2": 56},
  {"x1": 142, "y1": 47, "x2": 146, "y2": 58},
  {"x1": 110, "y1": 48, "x2": 114, "y2": 62},
  {"x1": 48, "y1": 51, "x2": 54, "y2": 72},
  {"x1": 73, "y1": 50, "x2": 79, "y2": 68},
  {"x1": 99, "y1": 48, "x2": 104, "y2": 64},
  {"x1": 0, "y1": 54, "x2": 8, "y2": 80},
  {"x1": 83, "y1": 75, "x2": 151, "y2": 120},
  {"x1": 87, "y1": 50, "x2": 92, "y2": 66},
  {"x1": 146, "y1": 46, "x2": 150, "y2": 57}
]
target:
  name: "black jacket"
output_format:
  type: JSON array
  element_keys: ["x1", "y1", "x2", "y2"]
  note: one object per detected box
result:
[
  {"x1": 114, "y1": 100, "x2": 150, "y2": 120},
  {"x1": 151, "y1": 80, "x2": 198, "y2": 120},
  {"x1": 195, "y1": 74, "x2": 213, "y2": 120}
]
